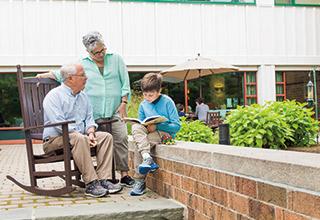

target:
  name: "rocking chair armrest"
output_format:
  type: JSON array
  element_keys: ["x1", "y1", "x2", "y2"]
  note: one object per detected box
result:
[
  {"x1": 24, "y1": 120, "x2": 76, "y2": 131},
  {"x1": 96, "y1": 118, "x2": 118, "y2": 126}
]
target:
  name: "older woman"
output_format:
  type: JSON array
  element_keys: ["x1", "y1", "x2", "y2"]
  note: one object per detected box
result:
[{"x1": 37, "y1": 31, "x2": 134, "y2": 187}]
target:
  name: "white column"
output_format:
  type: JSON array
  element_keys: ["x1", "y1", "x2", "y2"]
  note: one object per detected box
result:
[{"x1": 257, "y1": 65, "x2": 276, "y2": 105}]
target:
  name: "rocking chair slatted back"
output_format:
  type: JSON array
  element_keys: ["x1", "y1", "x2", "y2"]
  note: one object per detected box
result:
[{"x1": 17, "y1": 72, "x2": 59, "y2": 140}]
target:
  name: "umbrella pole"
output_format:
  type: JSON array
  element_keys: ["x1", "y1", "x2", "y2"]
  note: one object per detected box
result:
[
  {"x1": 184, "y1": 79, "x2": 188, "y2": 112},
  {"x1": 199, "y1": 70, "x2": 202, "y2": 98}
]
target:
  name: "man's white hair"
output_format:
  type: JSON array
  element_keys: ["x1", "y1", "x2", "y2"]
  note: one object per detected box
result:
[
  {"x1": 82, "y1": 31, "x2": 104, "y2": 52},
  {"x1": 60, "y1": 64, "x2": 78, "y2": 81}
]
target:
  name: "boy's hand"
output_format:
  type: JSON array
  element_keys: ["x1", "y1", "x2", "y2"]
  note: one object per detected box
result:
[{"x1": 147, "y1": 124, "x2": 156, "y2": 133}]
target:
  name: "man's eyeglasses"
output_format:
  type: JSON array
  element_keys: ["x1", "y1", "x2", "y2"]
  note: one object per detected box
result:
[
  {"x1": 72, "y1": 74, "x2": 87, "y2": 78},
  {"x1": 91, "y1": 47, "x2": 106, "y2": 56}
]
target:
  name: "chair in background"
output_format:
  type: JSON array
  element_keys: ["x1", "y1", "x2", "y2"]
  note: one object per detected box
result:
[
  {"x1": 206, "y1": 111, "x2": 222, "y2": 129},
  {"x1": 6, "y1": 65, "x2": 115, "y2": 196}
]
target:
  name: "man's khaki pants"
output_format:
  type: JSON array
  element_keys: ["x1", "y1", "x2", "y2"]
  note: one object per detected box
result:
[
  {"x1": 43, "y1": 132, "x2": 113, "y2": 184},
  {"x1": 132, "y1": 124, "x2": 167, "y2": 179}
]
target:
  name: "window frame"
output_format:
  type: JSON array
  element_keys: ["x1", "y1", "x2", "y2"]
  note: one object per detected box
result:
[
  {"x1": 276, "y1": 71, "x2": 287, "y2": 101},
  {"x1": 111, "y1": 0, "x2": 256, "y2": 6},
  {"x1": 243, "y1": 72, "x2": 258, "y2": 106},
  {"x1": 275, "y1": 0, "x2": 320, "y2": 7}
]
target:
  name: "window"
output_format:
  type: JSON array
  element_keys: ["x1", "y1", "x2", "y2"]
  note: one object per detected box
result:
[
  {"x1": 111, "y1": 0, "x2": 255, "y2": 5},
  {"x1": 0, "y1": 73, "x2": 22, "y2": 127},
  {"x1": 275, "y1": 0, "x2": 320, "y2": 6},
  {"x1": 276, "y1": 72, "x2": 286, "y2": 101},
  {"x1": 244, "y1": 72, "x2": 257, "y2": 105}
]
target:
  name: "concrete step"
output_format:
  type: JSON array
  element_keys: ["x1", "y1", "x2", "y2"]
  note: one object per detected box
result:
[{"x1": 0, "y1": 195, "x2": 184, "y2": 220}]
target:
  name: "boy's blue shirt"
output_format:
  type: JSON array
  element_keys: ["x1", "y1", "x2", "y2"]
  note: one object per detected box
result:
[{"x1": 138, "y1": 94, "x2": 181, "y2": 137}]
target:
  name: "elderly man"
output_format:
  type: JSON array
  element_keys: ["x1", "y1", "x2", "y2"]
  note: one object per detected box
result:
[{"x1": 42, "y1": 63, "x2": 122, "y2": 197}]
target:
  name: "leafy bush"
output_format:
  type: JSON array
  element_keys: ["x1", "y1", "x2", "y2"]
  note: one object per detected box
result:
[
  {"x1": 226, "y1": 104, "x2": 293, "y2": 149},
  {"x1": 0, "y1": 74, "x2": 21, "y2": 125},
  {"x1": 269, "y1": 101, "x2": 318, "y2": 147},
  {"x1": 176, "y1": 117, "x2": 217, "y2": 144},
  {"x1": 212, "y1": 129, "x2": 219, "y2": 144},
  {"x1": 127, "y1": 91, "x2": 144, "y2": 134},
  {"x1": 226, "y1": 100, "x2": 319, "y2": 149}
]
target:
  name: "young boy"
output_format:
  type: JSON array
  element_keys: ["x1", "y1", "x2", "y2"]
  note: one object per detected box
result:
[{"x1": 130, "y1": 73, "x2": 181, "y2": 196}]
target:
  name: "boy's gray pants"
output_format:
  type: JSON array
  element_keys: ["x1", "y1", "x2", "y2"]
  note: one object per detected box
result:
[{"x1": 131, "y1": 124, "x2": 167, "y2": 179}]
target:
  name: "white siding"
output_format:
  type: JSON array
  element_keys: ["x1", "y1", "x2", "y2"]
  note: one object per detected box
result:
[{"x1": 0, "y1": 0, "x2": 319, "y2": 70}]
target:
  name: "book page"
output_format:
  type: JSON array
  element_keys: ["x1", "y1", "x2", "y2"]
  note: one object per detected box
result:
[
  {"x1": 123, "y1": 117, "x2": 142, "y2": 124},
  {"x1": 142, "y1": 116, "x2": 167, "y2": 126}
]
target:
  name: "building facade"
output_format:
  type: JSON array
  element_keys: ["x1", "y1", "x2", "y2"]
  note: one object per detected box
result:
[{"x1": 0, "y1": 0, "x2": 319, "y2": 130}]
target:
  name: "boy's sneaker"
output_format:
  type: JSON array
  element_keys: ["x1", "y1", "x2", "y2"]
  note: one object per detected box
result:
[
  {"x1": 130, "y1": 180, "x2": 146, "y2": 196},
  {"x1": 120, "y1": 175, "x2": 135, "y2": 187},
  {"x1": 85, "y1": 180, "x2": 108, "y2": 198},
  {"x1": 100, "y1": 179, "x2": 123, "y2": 194},
  {"x1": 138, "y1": 157, "x2": 159, "y2": 175}
]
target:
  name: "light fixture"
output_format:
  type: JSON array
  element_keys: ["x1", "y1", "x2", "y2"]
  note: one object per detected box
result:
[{"x1": 307, "y1": 80, "x2": 314, "y2": 104}]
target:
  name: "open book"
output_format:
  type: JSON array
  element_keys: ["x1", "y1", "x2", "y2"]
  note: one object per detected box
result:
[{"x1": 124, "y1": 115, "x2": 168, "y2": 126}]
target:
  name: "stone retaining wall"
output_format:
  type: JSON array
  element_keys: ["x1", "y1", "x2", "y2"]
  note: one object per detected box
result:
[{"x1": 128, "y1": 140, "x2": 320, "y2": 220}]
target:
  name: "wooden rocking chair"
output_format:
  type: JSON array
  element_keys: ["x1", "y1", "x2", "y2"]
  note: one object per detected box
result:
[{"x1": 6, "y1": 65, "x2": 115, "y2": 196}]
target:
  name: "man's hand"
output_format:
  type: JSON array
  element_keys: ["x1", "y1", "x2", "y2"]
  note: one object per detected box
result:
[
  {"x1": 116, "y1": 103, "x2": 127, "y2": 119},
  {"x1": 36, "y1": 71, "x2": 56, "y2": 79},
  {"x1": 88, "y1": 132, "x2": 97, "y2": 147},
  {"x1": 147, "y1": 124, "x2": 156, "y2": 133}
]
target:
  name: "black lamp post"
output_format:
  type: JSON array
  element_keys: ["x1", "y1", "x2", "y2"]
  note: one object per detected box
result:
[{"x1": 306, "y1": 67, "x2": 319, "y2": 144}]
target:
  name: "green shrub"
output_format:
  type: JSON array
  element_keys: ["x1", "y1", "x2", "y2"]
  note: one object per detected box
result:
[
  {"x1": 176, "y1": 117, "x2": 217, "y2": 144},
  {"x1": 226, "y1": 104, "x2": 293, "y2": 149},
  {"x1": 269, "y1": 100, "x2": 318, "y2": 147},
  {"x1": 212, "y1": 129, "x2": 219, "y2": 144},
  {"x1": 226, "y1": 100, "x2": 319, "y2": 149},
  {"x1": 127, "y1": 91, "x2": 144, "y2": 135}
]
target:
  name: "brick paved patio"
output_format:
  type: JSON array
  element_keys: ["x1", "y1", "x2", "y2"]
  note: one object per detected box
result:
[{"x1": 0, "y1": 144, "x2": 167, "y2": 212}]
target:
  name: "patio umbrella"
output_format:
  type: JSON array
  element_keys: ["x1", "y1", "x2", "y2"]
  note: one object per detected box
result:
[{"x1": 160, "y1": 54, "x2": 239, "y2": 109}]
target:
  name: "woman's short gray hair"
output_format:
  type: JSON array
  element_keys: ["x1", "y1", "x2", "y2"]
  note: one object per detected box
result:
[
  {"x1": 82, "y1": 31, "x2": 104, "y2": 52},
  {"x1": 60, "y1": 64, "x2": 77, "y2": 81}
]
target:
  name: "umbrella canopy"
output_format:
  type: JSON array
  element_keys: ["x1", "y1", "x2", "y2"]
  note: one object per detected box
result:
[
  {"x1": 160, "y1": 54, "x2": 239, "y2": 110},
  {"x1": 160, "y1": 54, "x2": 239, "y2": 81}
]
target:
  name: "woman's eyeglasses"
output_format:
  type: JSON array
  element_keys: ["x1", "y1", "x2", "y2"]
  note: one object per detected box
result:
[{"x1": 91, "y1": 47, "x2": 106, "y2": 56}]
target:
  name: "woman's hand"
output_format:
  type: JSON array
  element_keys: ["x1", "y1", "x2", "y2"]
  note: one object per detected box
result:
[
  {"x1": 147, "y1": 124, "x2": 157, "y2": 133},
  {"x1": 116, "y1": 103, "x2": 127, "y2": 119},
  {"x1": 36, "y1": 71, "x2": 56, "y2": 79}
]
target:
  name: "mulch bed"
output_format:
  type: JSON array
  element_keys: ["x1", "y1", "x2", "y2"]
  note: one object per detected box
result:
[{"x1": 287, "y1": 145, "x2": 320, "y2": 153}]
